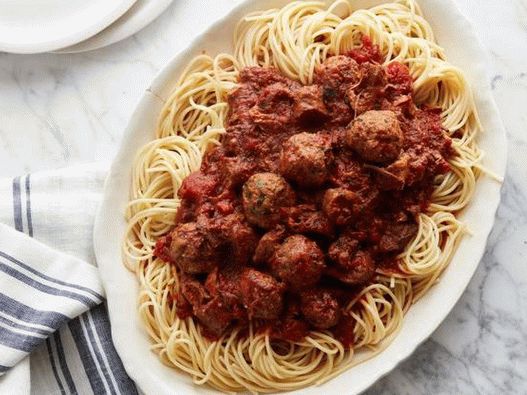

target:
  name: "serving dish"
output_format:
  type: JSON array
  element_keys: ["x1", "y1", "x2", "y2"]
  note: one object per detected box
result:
[{"x1": 93, "y1": 0, "x2": 507, "y2": 393}]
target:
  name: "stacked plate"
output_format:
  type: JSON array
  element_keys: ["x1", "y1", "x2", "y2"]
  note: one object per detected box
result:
[{"x1": 0, "y1": 0, "x2": 173, "y2": 54}]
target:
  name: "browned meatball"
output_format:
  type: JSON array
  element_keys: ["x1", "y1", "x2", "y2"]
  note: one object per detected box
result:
[
  {"x1": 216, "y1": 213, "x2": 258, "y2": 265},
  {"x1": 315, "y1": 55, "x2": 361, "y2": 86},
  {"x1": 327, "y1": 236, "x2": 375, "y2": 285},
  {"x1": 322, "y1": 188, "x2": 358, "y2": 226},
  {"x1": 279, "y1": 132, "x2": 330, "y2": 188},
  {"x1": 242, "y1": 173, "x2": 295, "y2": 229},
  {"x1": 167, "y1": 222, "x2": 220, "y2": 274},
  {"x1": 181, "y1": 271, "x2": 244, "y2": 338},
  {"x1": 204, "y1": 266, "x2": 243, "y2": 301},
  {"x1": 363, "y1": 63, "x2": 387, "y2": 86},
  {"x1": 270, "y1": 235, "x2": 326, "y2": 290},
  {"x1": 253, "y1": 226, "x2": 287, "y2": 264},
  {"x1": 328, "y1": 233, "x2": 359, "y2": 266},
  {"x1": 194, "y1": 297, "x2": 234, "y2": 337},
  {"x1": 347, "y1": 110, "x2": 403, "y2": 163},
  {"x1": 248, "y1": 82, "x2": 297, "y2": 131},
  {"x1": 300, "y1": 289, "x2": 341, "y2": 329},
  {"x1": 240, "y1": 269, "x2": 285, "y2": 319}
]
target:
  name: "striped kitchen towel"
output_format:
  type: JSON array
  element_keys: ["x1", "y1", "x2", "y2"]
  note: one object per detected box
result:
[{"x1": 0, "y1": 163, "x2": 138, "y2": 395}]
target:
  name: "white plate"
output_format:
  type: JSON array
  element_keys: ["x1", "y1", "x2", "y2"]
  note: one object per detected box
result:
[
  {"x1": 55, "y1": 0, "x2": 174, "y2": 54},
  {"x1": 93, "y1": 0, "x2": 507, "y2": 393},
  {"x1": 0, "y1": 0, "x2": 137, "y2": 54}
]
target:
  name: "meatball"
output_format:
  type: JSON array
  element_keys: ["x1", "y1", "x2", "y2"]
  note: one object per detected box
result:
[
  {"x1": 216, "y1": 213, "x2": 258, "y2": 265},
  {"x1": 347, "y1": 110, "x2": 403, "y2": 163},
  {"x1": 167, "y1": 222, "x2": 220, "y2": 274},
  {"x1": 181, "y1": 271, "x2": 244, "y2": 338},
  {"x1": 242, "y1": 173, "x2": 295, "y2": 229},
  {"x1": 204, "y1": 266, "x2": 243, "y2": 301},
  {"x1": 253, "y1": 226, "x2": 287, "y2": 264},
  {"x1": 194, "y1": 297, "x2": 235, "y2": 338},
  {"x1": 240, "y1": 269, "x2": 285, "y2": 319},
  {"x1": 300, "y1": 289, "x2": 341, "y2": 329},
  {"x1": 315, "y1": 55, "x2": 362, "y2": 86},
  {"x1": 327, "y1": 235, "x2": 375, "y2": 285},
  {"x1": 270, "y1": 235, "x2": 326, "y2": 290},
  {"x1": 249, "y1": 82, "x2": 296, "y2": 131},
  {"x1": 279, "y1": 132, "x2": 330, "y2": 188},
  {"x1": 322, "y1": 188, "x2": 357, "y2": 226},
  {"x1": 362, "y1": 63, "x2": 387, "y2": 87},
  {"x1": 328, "y1": 233, "x2": 359, "y2": 266}
]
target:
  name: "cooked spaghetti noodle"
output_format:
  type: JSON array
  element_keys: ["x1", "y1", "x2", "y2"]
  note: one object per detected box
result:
[{"x1": 123, "y1": 0, "x2": 482, "y2": 392}]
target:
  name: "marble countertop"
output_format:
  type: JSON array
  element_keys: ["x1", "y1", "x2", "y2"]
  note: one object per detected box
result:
[{"x1": 0, "y1": 0, "x2": 525, "y2": 393}]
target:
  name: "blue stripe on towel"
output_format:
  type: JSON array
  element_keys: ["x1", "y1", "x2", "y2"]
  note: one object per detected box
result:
[
  {"x1": 25, "y1": 175, "x2": 33, "y2": 237},
  {"x1": 0, "y1": 258, "x2": 98, "y2": 308},
  {"x1": 0, "y1": 314, "x2": 51, "y2": 337},
  {"x1": 69, "y1": 314, "x2": 112, "y2": 395},
  {"x1": 0, "y1": 250, "x2": 103, "y2": 303},
  {"x1": 23, "y1": 176, "x2": 73, "y2": 394},
  {"x1": 54, "y1": 331, "x2": 78, "y2": 394},
  {"x1": 0, "y1": 326, "x2": 43, "y2": 352},
  {"x1": 0, "y1": 293, "x2": 69, "y2": 330},
  {"x1": 45, "y1": 338, "x2": 66, "y2": 394},
  {"x1": 82, "y1": 311, "x2": 119, "y2": 395},
  {"x1": 88, "y1": 306, "x2": 138, "y2": 394},
  {"x1": 12, "y1": 177, "x2": 23, "y2": 232}
]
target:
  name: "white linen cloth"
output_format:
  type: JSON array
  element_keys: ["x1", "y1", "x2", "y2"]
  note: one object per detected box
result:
[{"x1": 0, "y1": 163, "x2": 138, "y2": 395}]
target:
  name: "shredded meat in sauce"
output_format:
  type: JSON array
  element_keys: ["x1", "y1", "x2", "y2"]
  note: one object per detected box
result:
[{"x1": 154, "y1": 38, "x2": 453, "y2": 345}]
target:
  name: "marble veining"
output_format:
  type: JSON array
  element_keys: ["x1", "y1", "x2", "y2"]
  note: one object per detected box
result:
[{"x1": 0, "y1": 0, "x2": 526, "y2": 394}]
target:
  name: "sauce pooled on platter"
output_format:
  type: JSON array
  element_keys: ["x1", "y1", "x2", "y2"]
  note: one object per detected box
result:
[{"x1": 154, "y1": 38, "x2": 453, "y2": 345}]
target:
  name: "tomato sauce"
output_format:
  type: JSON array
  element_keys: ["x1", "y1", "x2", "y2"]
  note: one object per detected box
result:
[{"x1": 154, "y1": 38, "x2": 452, "y2": 344}]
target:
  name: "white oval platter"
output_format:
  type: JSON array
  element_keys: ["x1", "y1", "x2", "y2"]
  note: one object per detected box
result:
[{"x1": 94, "y1": 0, "x2": 507, "y2": 393}]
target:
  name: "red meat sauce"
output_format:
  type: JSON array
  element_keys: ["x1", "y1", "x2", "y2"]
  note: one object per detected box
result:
[{"x1": 154, "y1": 38, "x2": 453, "y2": 347}]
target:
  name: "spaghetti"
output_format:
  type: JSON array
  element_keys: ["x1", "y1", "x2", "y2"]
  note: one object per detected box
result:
[{"x1": 123, "y1": 0, "x2": 481, "y2": 392}]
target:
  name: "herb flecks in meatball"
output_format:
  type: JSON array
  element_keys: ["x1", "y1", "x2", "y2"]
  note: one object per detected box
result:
[
  {"x1": 279, "y1": 132, "x2": 330, "y2": 188},
  {"x1": 240, "y1": 269, "x2": 285, "y2": 319},
  {"x1": 301, "y1": 289, "x2": 341, "y2": 329},
  {"x1": 270, "y1": 235, "x2": 326, "y2": 290},
  {"x1": 347, "y1": 110, "x2": 403, "y2": 163},
  {"x1": 242, "y1": 173, "x2": 295, "y2": 229}
]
